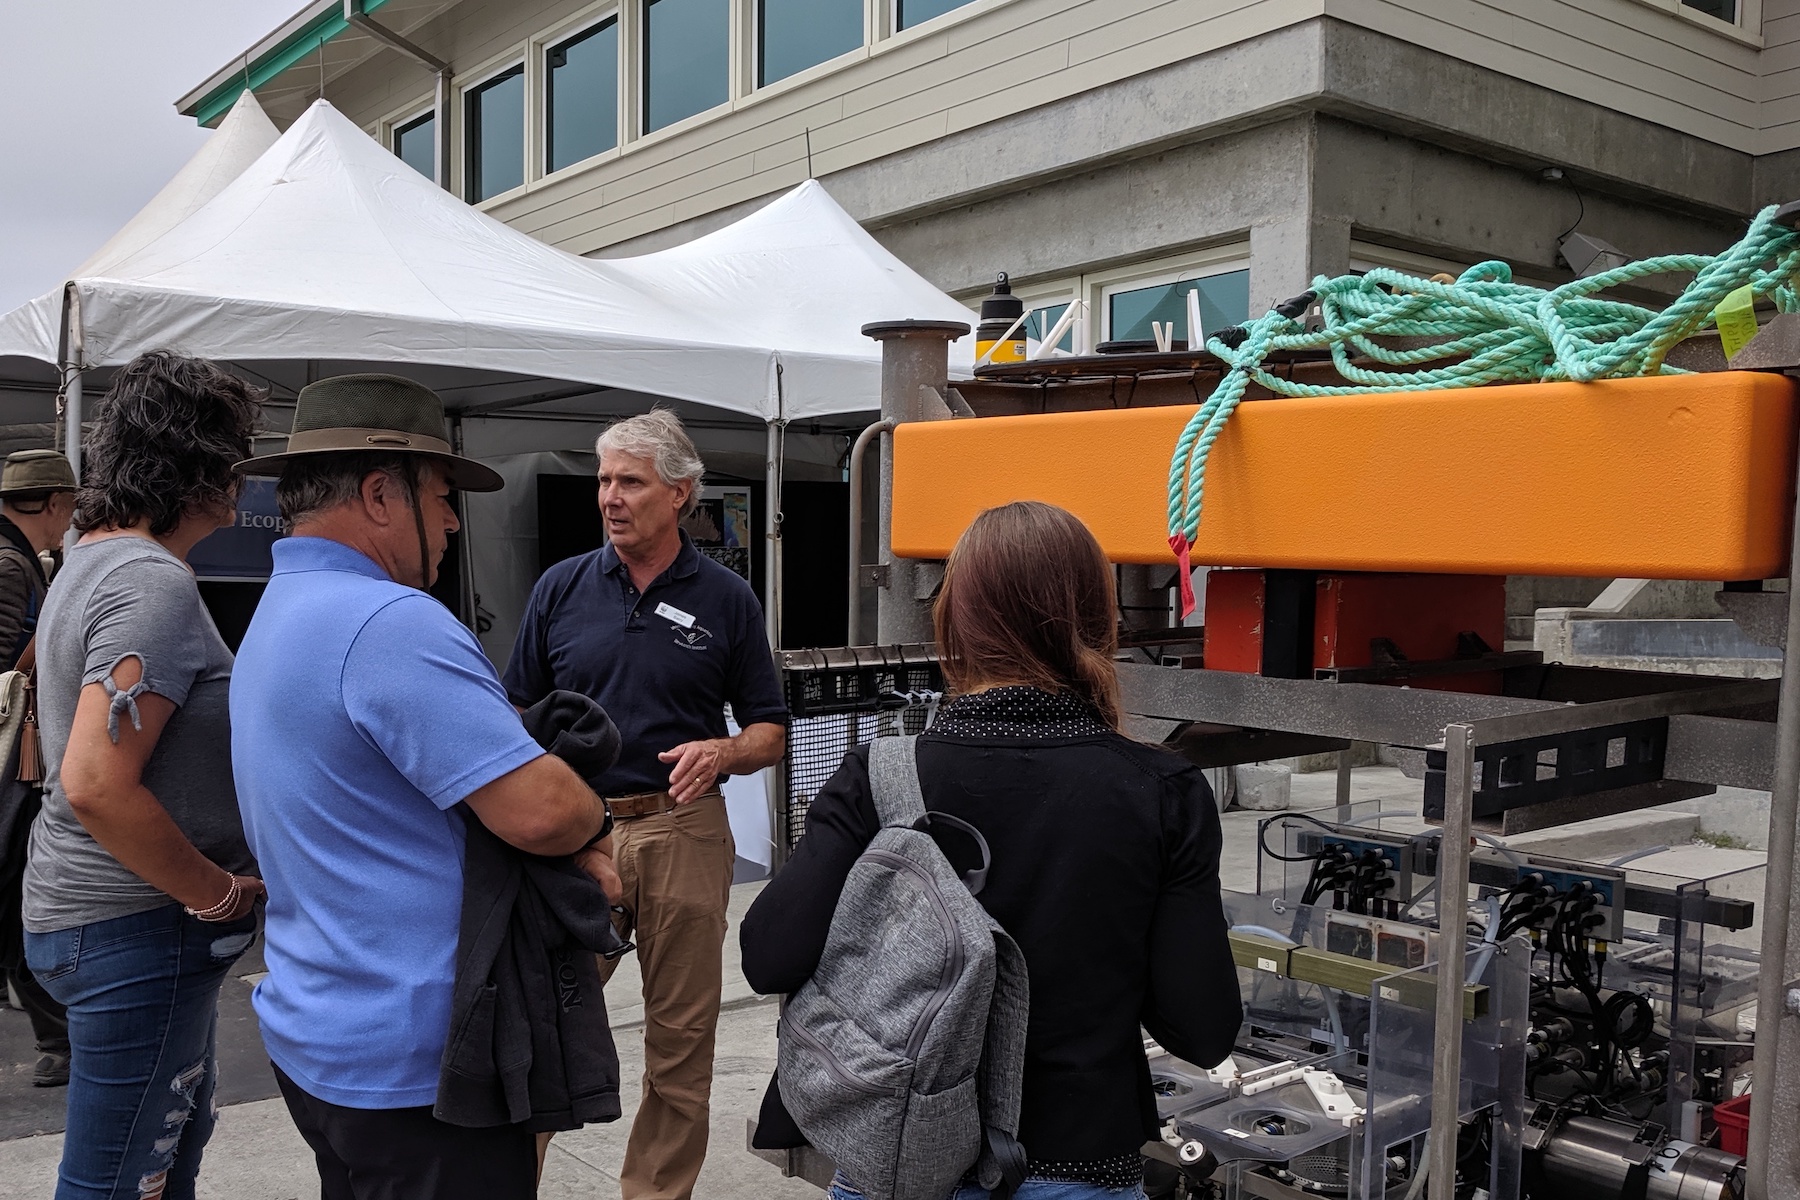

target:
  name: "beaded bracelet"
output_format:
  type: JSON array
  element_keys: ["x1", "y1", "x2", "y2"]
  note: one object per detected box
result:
[{"x1": 186, "y1": 877, "x2": 242, "y2": 922}]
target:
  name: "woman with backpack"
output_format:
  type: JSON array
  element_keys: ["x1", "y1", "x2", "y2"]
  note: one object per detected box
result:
[{"x1": 742, "y1": 500, "x2": 1242, "y2": 1200}]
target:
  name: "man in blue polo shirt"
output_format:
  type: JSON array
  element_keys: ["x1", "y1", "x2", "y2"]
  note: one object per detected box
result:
[
  {"x1": 505, "y1": 408, "x2": 787, "y2": 1200},
  {"x1": 230, "y1": 375, "x2": 614, "y2": 1200}
]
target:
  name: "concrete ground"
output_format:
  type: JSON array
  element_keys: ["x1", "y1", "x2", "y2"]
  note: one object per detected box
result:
[{"x1": 0, "y1": 765, "x2": 1769, "y2": 1199}]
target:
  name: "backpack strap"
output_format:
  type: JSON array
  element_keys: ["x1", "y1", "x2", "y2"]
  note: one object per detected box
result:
[
  {"x1": 866, "y1": 735, "x2": 926, "y2": 829},
  {"x1": 976, "y1": 928, "x2": 1030, "y2": 1199},
  {"x1": 866, "y1": 736, "x2": 993, "y2": 894}
]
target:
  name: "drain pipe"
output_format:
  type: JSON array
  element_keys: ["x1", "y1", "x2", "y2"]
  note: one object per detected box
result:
[
  {"x1": 341, "y1": 1, "x2": 454, "y2": 192},
  {"x1": 846, "y1": 419, "x2": 894, "y2": 646}
]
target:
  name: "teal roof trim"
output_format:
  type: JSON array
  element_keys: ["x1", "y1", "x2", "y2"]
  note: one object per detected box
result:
[{"x1": 192, "y1": 0, "x2": 394, "y2": 127}]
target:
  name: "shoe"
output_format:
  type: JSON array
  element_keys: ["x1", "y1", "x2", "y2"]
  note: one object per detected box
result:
[{"x1": 32, "y1": 1051, "x2": 69, "y2": 1088}]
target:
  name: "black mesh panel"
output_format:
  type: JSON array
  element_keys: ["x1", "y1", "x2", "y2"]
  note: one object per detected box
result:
[{"x1": 779, "y1": 656, "x2": 943, "y2": 854}]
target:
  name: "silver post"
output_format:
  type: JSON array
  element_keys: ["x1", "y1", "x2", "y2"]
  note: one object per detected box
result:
[
  {"x1": 1334, "y1": 747, "x2": 1353, "y2": 821},
  {"x1": 1745, "y1": 422, "x2": 1800, "y2": 1199},
  {"x1": 846, "y1": 418, "x2": 893, "y2": 646},
  {"x1": 1428, "y1": 723, "x2": 1475, "y2": 1200},
  {"x1": 860, "y1": 320, "x2": 969, "y2": 645}
]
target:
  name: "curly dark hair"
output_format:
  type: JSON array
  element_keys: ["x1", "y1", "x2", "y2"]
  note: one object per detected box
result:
[{"x1": 75, "y1": 352, "x2": 263, "y2": 536}]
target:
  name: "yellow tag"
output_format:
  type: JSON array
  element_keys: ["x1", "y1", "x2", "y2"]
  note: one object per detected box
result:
[{"x1": 1715, "y1": 285, "x2": 1759, "y2": 360}]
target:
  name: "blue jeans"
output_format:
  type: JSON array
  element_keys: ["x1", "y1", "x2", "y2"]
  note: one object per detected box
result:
[
  {"x1": 26, "y1": 904, "x2": 257, "y2": 1200},
  {"x1": 829, "y1": 1173, "x2": 1146, "y2": 1200}
]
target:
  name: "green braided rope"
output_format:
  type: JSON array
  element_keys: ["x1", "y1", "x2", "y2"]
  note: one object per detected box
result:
[{"x1": 1166, "y1": 205, "x2": 1800, "y2": 566}]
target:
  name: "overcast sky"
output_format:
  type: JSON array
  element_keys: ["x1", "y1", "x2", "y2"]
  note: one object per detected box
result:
[{"x1": 0, "y1": 0, "x2": 300, "y2": 313}]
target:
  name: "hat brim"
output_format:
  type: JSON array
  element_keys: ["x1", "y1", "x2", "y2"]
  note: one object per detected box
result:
[{"x1": 233, "y1": 446, "x2": 504, "y2": 493}]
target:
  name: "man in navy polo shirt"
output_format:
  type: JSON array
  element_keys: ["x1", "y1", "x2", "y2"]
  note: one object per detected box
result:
[{"x1": 504, "y1": 408, "x2": 787, "y2": 1200}]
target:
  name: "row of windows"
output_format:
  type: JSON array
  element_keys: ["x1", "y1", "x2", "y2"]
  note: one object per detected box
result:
[
  {"x1": 388, "y1": 0, "x2": 982, "y2": 204},
  {"x1": 1001, "y1": 241, "x2": 1562, "y2": 357},
  {"x1": 998, "y1": 259, "x2": 1253, "y2": 357}
]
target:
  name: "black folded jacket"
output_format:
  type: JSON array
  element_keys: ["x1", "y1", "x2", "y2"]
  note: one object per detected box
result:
[
  {"x1": 434, "y1": 690, "x2": 628, "y2": 1132},
  {"x1": 520, "y1": 689, "x2": 621, "y2": 794}
]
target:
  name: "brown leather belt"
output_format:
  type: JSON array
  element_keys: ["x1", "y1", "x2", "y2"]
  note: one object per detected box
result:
[{"x1": 607, "y1": 790, "x2": 679, "y2": 819}]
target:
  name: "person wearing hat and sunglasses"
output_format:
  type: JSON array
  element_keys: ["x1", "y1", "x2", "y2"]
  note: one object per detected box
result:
[
  {"x1": 229, "y1": 374, "x2": 615, "y2": 1200},
  {"x1": 0, "y1": 449, "x2": 77, "y2": 1089}
]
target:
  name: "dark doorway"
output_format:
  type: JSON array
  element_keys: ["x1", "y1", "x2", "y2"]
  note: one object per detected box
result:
[{"x1": 535, "y1": 473, "x2": 848, "y2": 649}]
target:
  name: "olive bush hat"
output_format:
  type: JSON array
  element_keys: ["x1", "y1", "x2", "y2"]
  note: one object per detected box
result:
[
  {"x1": 0, "y1": 450, "x2": 76, "y2": 496},
  {"x1": 233, "y1": 373, "x2": 502, "y2": 492}
]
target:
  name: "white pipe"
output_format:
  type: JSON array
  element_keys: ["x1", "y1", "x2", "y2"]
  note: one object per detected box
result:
[{"x1": 1030, "y1": 302, "x2": 1081, "y2": 361}]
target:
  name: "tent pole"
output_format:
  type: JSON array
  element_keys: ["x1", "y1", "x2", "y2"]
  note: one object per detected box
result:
[
  {"x1": 60, "y1": 284, "x2": 85, "y2": 484},
  {"x1": 764, "y1": 416, "x2": 783, "y2": 651},
  {"x1": 449, "y1": 415, "x2": 479, "y2": 633}
]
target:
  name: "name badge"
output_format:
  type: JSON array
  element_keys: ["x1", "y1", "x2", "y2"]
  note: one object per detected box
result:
[{"x1": 655, "y1": 602, "x2": 696, "y2": 629}]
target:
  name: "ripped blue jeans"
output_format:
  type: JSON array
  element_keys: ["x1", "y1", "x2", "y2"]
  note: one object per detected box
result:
[{"x1": 26, "y1": 904, "x2": 258, "y2": 1200}]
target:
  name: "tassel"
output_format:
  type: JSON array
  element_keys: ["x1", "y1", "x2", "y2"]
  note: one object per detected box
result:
[{"x1": 17, "y1": 678, "x2": 42, "y2": 784}]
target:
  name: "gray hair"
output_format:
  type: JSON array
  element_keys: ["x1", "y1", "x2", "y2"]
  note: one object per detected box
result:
[
  {"x1": 276, "y1": 452, "x2": 420, "y2": 526},
  {"x1": 595, "y1": 409, "x2": 705, "y2": 517}
]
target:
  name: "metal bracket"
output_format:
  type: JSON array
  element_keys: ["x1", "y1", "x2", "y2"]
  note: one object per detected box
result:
[
  {"x1": 859, "y1": 563, "x2": 891, "y2": 588},
  {"x1": 1727, "y1": 311, "x2": 1800, "y2": 371},
  {"x1": 342, "y1": 0, "x2": 449, "y2": 71}
]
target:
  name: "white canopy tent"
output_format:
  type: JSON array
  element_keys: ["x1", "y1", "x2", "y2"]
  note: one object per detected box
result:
[
  {"x1": 0, "y1": 99, "x2": 973, "y2": 437},
  {"x1": 0, "y1": 96, "x2": 975, "y2": 658}
]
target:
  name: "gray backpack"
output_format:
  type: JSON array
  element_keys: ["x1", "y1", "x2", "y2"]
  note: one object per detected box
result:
[{"x1": 778, "y1": 736, "x2": 1030, "y2": 1200}]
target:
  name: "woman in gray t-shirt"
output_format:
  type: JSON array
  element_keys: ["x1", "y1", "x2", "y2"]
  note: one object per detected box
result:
[{"x1": 23, "y1": 351, "x2": 264, "y2": 1200}]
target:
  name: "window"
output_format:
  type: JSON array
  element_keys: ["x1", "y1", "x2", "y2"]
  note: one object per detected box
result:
[
  {"x1": 760, "y1": 0, "x2": 862, "y2": 86},
  {"x1": 896, "y1": 0, "x2": 975, "y2": 30},
  {"x1": 393, "y1": 112, "x2": 435, "y2": 180},
  {"x1": 1105, "y1": 271, "x2": 1249, "y2": 345},
  {"x1": 465, "y1": 65, "x2": 525, "y2": 202},
  {"x1": 547, "y1": 19, "x2": 620, "y2": 172},
  {"x1": 644, "y1": 0, "x2": 729, "y2": 133},
  {"x1": 1683, "y1": 0, "x2": 1736, "y2": 19}
]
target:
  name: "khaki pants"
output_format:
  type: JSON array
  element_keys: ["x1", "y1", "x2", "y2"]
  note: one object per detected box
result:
[{"x1": 601, "y1": 794, "x2": 734, "y2": 1200}]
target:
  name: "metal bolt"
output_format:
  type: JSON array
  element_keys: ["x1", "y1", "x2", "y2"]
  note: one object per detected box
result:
[{"x1": 1786, "y1": 987, "x2": 1800, "y2": 1015}]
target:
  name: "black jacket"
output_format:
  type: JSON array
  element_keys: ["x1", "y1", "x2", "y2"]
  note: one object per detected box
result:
[
  {"x1": 740, "y1": 688, "x2": 1242, "y2": 1171},
  {"x1": 433, "y1": 691, "x2": 628, "y2": 1132},
  {"x1": 0, "y1": 515, "x2": 43, "y2": 667},
  {"x1": 0, "y1": 515, "x2": 45, "y2": 971}
]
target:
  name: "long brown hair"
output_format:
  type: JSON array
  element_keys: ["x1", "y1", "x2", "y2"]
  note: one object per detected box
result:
[{"x1": 933, "y1": 501, "x2": 1122, "y2": 729}]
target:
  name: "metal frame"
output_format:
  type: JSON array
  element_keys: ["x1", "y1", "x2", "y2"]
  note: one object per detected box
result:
[{"x1": 1118, "y1": 659, "x2": 1784, "y2": 1200}]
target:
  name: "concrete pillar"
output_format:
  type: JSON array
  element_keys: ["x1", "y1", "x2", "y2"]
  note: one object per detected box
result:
[
  {"x1": 1248, "y1": 215, "x2": 1352, "y2": 315},
  {"x1": 862, "y1": 319, "x2": 971, "y2": 645}
]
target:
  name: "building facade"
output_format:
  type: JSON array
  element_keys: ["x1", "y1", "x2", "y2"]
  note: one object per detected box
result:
[
  {"x1": 183, "y1": 0, "x2": 1800, "y2": 339},
  {"x1": 181, "y1": 0, "x2": 1800, "y2": 644}
]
